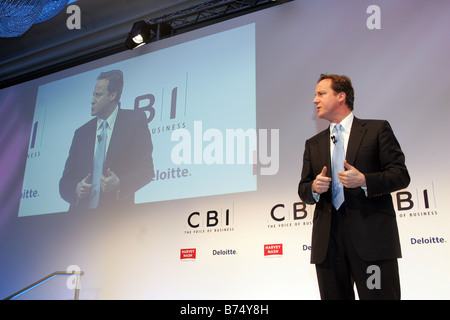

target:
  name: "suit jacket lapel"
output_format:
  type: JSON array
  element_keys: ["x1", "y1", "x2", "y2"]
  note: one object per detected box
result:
[
  {"x1": 84, "y1": 118, "x2": 97, "y2": 172},
  {"x1": 104, "y1": 109, "x2": 123, "y2": 169},
  {"x1": 346, "y1": 117, "x2": 367, "y2": 165},
  {"x1": 318, "y1": 128, "x2": 331, "y2": 177}
]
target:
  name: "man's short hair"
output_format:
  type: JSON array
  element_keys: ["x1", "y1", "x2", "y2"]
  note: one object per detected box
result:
[
  {"x1": 318, "y1": 74, "x2": 354, "y2": 110},
  {"x1": 98, "y1": 70, "x2": 124, "y2": 103}
]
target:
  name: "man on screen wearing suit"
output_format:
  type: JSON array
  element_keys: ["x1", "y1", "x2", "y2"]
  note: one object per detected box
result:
[
  {"x1": 298, "y1": 74, "x2": 410, "y2": 299},
  {"x1": 60, "y1": 70, "x2": 154, "y2": 212}
]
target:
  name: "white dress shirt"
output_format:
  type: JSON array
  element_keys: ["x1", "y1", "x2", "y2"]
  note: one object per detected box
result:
[
  {"x1": 312, "y1": 112, "x2": 367, "y2": 201},
  {"x1": 330, "y1": 112, "x2": 354, "y2": 158}
]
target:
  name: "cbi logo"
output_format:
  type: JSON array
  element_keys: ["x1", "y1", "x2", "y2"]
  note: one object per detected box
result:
[
  {"x1": 394, "y1": 183, "x2": 438, "y2": 217},
  {"x1": 134, "y1": 87, "x2": 179, "y2": 124},
  {"x1": 133, "y1": 72, "x2": 188, "y2": 131},
  {"x1": 28, "y1": 119, "x2": 44, "y2": 158},
  {"x1": 270, "y1": 202, "x2": 308, "y2": 222},
  {"x1": 185, "y1": 207, "x2": 234, "y2": 232}
]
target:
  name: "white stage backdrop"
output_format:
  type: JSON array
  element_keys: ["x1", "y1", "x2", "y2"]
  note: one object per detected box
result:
[{"x1": 0, "y1": 0, "x2": 449, "y2": 300}]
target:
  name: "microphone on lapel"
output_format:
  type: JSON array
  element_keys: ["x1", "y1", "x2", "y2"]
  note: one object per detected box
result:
[{"x1": 331, "y1": 135, "x2": 336, "y2": 144}]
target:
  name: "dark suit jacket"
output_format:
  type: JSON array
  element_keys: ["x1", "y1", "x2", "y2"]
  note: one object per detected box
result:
[
  {"x1": 298, "y1": 117, "x2": 410, "y2": 264},
  {"x1": 59, "y1": 109, "x2": 154, "y2": 211}
]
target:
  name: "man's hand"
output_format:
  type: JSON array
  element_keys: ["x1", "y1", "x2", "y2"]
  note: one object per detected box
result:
[
  {"x1": 75, "y1": 173, "x2": 92, "y2": 199},
  {"x1": 338, "y1": 160, "x2": 367, "y2": 188},
  {"x1": 101, "y1": 168, "x2": 120, "y2": 193},
  {"x1": 313, "y1": 166, "x2": 332, "y2": 194}
]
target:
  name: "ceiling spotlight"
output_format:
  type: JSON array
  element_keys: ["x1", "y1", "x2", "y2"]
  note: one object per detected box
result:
[{"x1": 125, "y1": 20, "x2": 151, "y2": 50}]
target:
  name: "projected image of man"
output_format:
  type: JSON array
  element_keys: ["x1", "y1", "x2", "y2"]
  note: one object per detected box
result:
[{"x1": 59, "y1": 70, "x2": 154, "y2": 211}]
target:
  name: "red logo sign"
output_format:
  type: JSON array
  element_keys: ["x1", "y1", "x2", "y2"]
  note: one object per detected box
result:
[
  {"x1": 264, "y1": 244, "x2": 283, "y2": 256},
  {"x1": 180, "y1": 248, "x2": 196, "y2": 260}
]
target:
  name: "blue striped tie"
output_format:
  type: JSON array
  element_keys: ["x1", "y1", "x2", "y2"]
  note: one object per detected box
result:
[
  {"x1": 89, "y1": 120, "x2": 107, "y2": 209},
  {"x1": 332, "y1": 124, "x2": 345, "y2": 209}
]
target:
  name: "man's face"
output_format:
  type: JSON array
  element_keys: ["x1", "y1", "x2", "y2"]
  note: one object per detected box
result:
[
  {"x1": 91, "y1": 79, "x2": 116, "y2": 119},
  {"x1": 313, "y1": 79, "x2": 343, "y2": 123}
]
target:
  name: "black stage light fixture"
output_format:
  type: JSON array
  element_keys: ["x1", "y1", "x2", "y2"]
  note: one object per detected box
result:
[
  {"x1": 125, "y1": 20, "x2": 152, "y2": 50},
  {"x1": 124, "y1": 0, "x2": 292, "y2": 50}
]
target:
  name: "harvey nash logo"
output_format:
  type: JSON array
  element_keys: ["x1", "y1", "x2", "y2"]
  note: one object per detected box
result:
[
  {"x1": 264, "y1": 244, "x2": 283, "y2": 257},
  {"x1": 180, "y1": 248, "x2": 196, "y2": 260}
]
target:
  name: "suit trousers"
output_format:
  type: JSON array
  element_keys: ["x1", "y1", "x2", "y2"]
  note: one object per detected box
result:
[{"x1": 315, "y1": 205, "x2": 401, "y2": 300}]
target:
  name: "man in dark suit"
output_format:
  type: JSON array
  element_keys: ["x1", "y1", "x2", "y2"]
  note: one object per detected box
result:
[
  {"x1": 298, "y1": 74, "x2": 410, "y2": 299},
  {"x1": 59, "y1": 70, "x2": 154, "y2": 212}
]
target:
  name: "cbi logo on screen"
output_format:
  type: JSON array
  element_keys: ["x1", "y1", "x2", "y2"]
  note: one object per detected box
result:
[
  {"x1": 133, "y1": 74, "x2": 187, "y2": 135},
  {"x1": 28, "y1": 120, "x2": 42, "y2": 159},
  {"x1": 23, "y1": 119, "x2": 42, "y2": 202}
]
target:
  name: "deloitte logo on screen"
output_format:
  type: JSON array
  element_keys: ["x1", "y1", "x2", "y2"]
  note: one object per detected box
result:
[
  {"x1": 151, "y1": 167, "x2": 191, "y2": 182},
  {"x1": 21, "y1": 188, "x2": 40, "y2": 200}
]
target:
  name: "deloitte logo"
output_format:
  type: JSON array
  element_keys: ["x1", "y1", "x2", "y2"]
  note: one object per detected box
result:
[
  {"x1": 410, "y1": 236, "x2": 446, "y2": 245},
  {"x1": 212, "y1": 249, "x2": 237, "y2": 256},
  {"x1": 21, "y1": 188, "x2": 39, "y2": 200}
]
